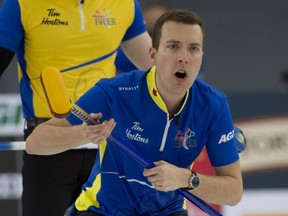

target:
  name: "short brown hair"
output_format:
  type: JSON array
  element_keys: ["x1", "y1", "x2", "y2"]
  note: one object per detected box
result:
[{"x1": 152, "y1": 9, "x2": 204, "y2": 49}]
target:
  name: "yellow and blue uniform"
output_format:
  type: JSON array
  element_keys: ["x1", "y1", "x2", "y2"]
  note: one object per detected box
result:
[
  {"x1": 0, "y1": 0, "x2": 146, "y2": 118},
  {"x1": 66, "y1": 67, "x2": 239, "y2": 215}
]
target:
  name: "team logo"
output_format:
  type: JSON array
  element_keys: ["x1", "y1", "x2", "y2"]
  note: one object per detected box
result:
[
  {"x1": 152, "y1": 88, "x2": 157, "y2": 96},
  {"x1": 174, "y1": 128, "x2": 197, "y2": 149},
  {"x1": 41, "y1": 9, "x2": 69, "y2": 26},
  {"x1": 118, "y1": 85, "x2": 139, "y2": 91},
  {"x1": 93, "y1": 9, "x2": 117, "y2": 27},
  {"x1": 126, "y1": 122, "x2": 149, "y2": 144},
  {"x1": 218, "y1": 129, "x2": 234, "y2": 144}
]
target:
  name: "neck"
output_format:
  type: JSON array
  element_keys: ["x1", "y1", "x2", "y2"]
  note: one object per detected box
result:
[{"x1": 162, "y1": 93, "x2": 186, "y2": 119}]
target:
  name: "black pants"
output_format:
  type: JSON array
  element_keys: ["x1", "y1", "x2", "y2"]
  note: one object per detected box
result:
[
  {"x1": 22, "y1": 118, "x2": 98, "y2": 216},
  {"x1": 74, "y1": 210, "x2": 188, "y2": 216}
]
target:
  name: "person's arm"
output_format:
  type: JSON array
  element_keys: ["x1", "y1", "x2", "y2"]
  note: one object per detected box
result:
[
  {"x1": 26, "y1": 113, "x2": 116, "y2": 155},
  {"x1": 190, "y1": 161, "x2": 242, "y2": 206},
  {"x1": 143, "y1": 160, "x2": 242, "y2": 206},
  {"x1": 121, "y1": 31, "x2": 152, "y2": 70},
  {"x1": 119, "y1": 0, "x2": 152, "y2": 71},
  {"x1": 0, "y1": 46, "x2": 15, "y2": 77},
  {"x1": 0, "y1": 0, "x2": 24, "y2": 75},
  {"x1": 26, "y1": 118, "x2": 88, "y2": 155}
]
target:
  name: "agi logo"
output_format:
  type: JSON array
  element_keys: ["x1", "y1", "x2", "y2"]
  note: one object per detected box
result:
[{"x1": 218, "y1": 129, "x2": 234, "y2": 144}]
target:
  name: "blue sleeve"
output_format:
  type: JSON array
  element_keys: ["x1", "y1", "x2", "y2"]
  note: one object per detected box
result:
[
  {"x1": 0, "y1": 0, "x2": 24, "y2": 52},
  {"x1": 122, "y1": 0, "x2": 147, "y2": 42},
  {"x1": 66, "y1": 82, "x2": 111, "y2": 126},
  {"x1": 206, "y1": 98, "x2": 240, "y2": 167},
  {"x1": 115, "y1": 47, "x2": 137, "y2": 75}
]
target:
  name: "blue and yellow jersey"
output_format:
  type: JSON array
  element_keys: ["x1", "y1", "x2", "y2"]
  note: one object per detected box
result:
[
  {"x1": 0, "y1": 0, "x2": 146, "y2": 118},
  {"x1": 66, "y1": 67, "x2": 239, "y2": 215}
]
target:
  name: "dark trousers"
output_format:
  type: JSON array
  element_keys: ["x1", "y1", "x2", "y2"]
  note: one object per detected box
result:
[
  {"x1": 22, "y1": 118, "x2": 98, "y2": 216},
  {"x1": 74, "y1": 210, "x2": 188, "y2": 216}
]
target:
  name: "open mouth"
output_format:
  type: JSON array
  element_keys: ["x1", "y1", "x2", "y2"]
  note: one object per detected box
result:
[{"x1": 175, "y1": 70, "x2": 187, "y2": 79}]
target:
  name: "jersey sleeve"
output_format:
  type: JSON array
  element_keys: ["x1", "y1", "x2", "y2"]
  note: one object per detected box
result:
[
  {"x1": 66, "y1": 81, "x2": 112, "y2": 126},
  {"x1": 205, "y1": 98, "x2": 240, "y2": 167},
  {"x1": 0, "y1": 0, "x2": 24, "y2": 52},
  {"x1": 121, "y1": 0, "x2": 147, "y2": 42}
]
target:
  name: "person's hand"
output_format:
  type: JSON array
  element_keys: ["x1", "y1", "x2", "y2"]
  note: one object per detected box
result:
[
  {"x1": 143, "y1": 160, "x2": 190, "y2": 192},
  {"x1": 81, "y1": 113, "x2": 116, "y2": 144}
]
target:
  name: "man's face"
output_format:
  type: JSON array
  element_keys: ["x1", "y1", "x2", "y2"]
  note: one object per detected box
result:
[{"x1": 150, "y1": 21, "x2": 204, "y2": 98}]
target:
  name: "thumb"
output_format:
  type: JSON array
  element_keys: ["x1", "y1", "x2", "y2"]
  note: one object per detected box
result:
[
  {"x1": 90, "y1": 112, "x2": 102, "y2": 120},
  {"x1": 153, "y1": 160, "x2": 166, "y2": 166}
]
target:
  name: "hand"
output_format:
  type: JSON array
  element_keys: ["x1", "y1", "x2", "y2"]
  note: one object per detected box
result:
[
  {"x1": 81, "y1": 113, "x2": 116, "y2": 144},
  {"x1": 143, "y1": 160, "x2": 190, "y2": 192}
]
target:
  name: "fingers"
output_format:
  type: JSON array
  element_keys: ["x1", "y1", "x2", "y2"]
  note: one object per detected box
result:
[
  {"x1": 105, "y1": 118, "x2": 116, "y2": 134},
  {"x1": 143, "y1": 161, "x2": 179, "y2": 192},
  {"x1": 143, "y1": 160, "x2": 166, "y2": 177},
  {"x1": 151, "y1": 180, "x2": 160, "y2": 188},
  {"x1": 81, "y1": 113, "x2": 116, "y2": 144},
  {"x1": 90, "y1": 112, "x2": 102, "y2": 122},
  {"x1": 143, "y1": 166, "x2": 163, "y2": 190},
  {"x1": 151, "y1": 179, "x2": 166, "y2": 191},
  {"x1": 153, "y1": 160, "x2": 166, "y2": 166}
]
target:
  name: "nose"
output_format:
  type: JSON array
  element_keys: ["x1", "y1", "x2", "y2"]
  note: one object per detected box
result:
[
  {"x1": 177, "y1": 51, "x2": 189, "y2": 64},
  {"x1": 177, "y1": 58, "x2": 188, "y2": 64}
]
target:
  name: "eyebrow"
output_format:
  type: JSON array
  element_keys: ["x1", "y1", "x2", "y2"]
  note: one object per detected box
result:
[
  {"x1": 166, "y1": 40, "x2": 202, "y2": 47},
  {"x1": 166, "y1": 39, "x2": 180, "y2": 44}
]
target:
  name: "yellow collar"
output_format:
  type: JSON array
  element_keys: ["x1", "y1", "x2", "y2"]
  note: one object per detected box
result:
[{"x1": 146, "y1": 66, "x2": 189, "y2": 115}]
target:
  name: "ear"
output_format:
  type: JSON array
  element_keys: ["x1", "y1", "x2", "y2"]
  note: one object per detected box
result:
[{"x1": 149, "y1": 47, "x2": 157, "y2": 64}]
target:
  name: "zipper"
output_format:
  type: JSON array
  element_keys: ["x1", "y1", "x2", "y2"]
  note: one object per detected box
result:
[
  {"x1": 159, "y1": 114, "x2": 172, "y2": 152},
  {"x1": 78, "y1": 0, "x2": 85, "y2": 32}
]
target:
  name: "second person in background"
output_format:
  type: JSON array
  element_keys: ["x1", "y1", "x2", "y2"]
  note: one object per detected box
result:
[{"x1": 115, "y1": 3, "x2": 168, "y2": 75}]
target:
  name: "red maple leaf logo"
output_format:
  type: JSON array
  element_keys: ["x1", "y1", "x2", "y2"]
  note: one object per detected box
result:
[{"x1": 153, "y1": 88, "x2": 157, "y2": 96}]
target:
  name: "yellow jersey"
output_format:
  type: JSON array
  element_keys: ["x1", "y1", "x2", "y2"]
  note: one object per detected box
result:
[{"x1": 0, "y1": 0, "x2": 146, "y2": 117}]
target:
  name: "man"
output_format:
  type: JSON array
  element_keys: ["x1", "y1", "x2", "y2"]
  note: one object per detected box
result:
[
  {"x1": 0, "y1": 0, "x2": 151, "y2": 216},
  {"x1": 27, "y1": 9, "x2": 243, "y2": 216}
]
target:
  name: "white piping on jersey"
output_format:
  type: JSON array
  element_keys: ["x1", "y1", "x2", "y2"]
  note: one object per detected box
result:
[
  {"x1": 119, "y1": 176, "x2": 154, "y2": 189},
  {"x1": 78, "y1": 1, "x2": 85, "y2": 32},
  {"x1": 101, "y1": 172, "x2": 154, "y2": 189},
  {"x1": 159, "y1": 114, "x2": 172, "y2": 152}
]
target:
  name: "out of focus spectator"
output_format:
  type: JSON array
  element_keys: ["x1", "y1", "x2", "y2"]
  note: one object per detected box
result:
[{"x1": 115, "y1": 4, "x2": 169, "y2": 75}]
